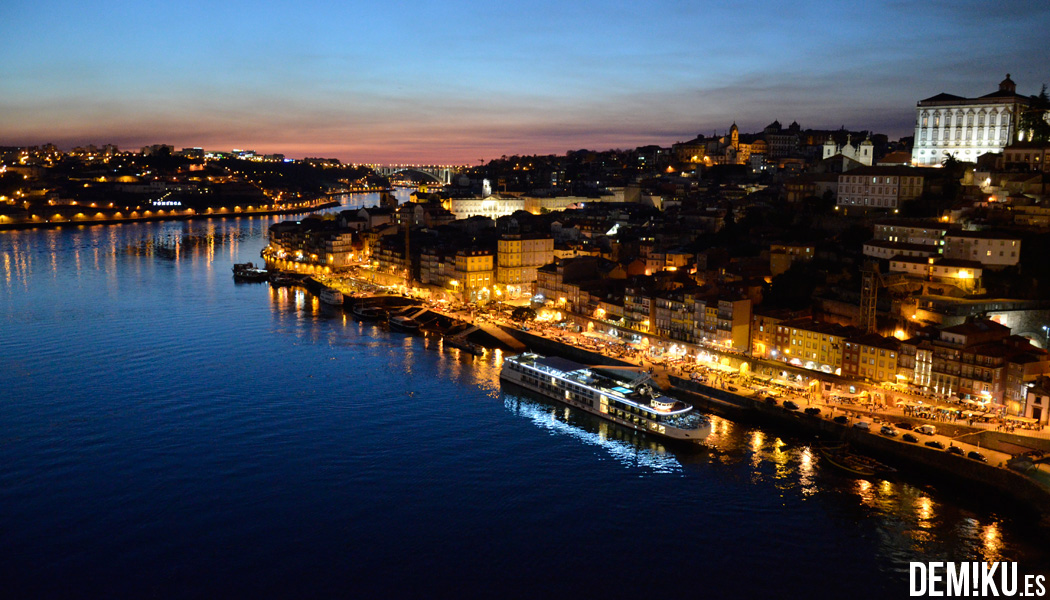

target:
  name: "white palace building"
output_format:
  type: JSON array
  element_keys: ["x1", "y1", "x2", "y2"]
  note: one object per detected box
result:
[{"x1": 911, "y1": 74, "x2": 1031, "y2": 167}]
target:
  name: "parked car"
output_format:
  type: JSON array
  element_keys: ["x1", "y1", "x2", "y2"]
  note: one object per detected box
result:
[
  {"x1": 804, "y1": 407, "x2": 821, "y2": 416},
  {"x1": 967, "y1": 451, "x2": 987, "y2": 462},
  {"x1": 925, "y1": 440, "x2": 946, "y2": 449},
  {"x1": 895, "y1": 422, "x2": 914, "y2": 431},
  {"x1": 947, "y1": 445, "x2": 965, "y2": 456},
  {"x1": 853, "y1": 421, "x2": 871, "y2": 431},
  {"x1": 765, "y1": 397, "x2": 778, "y2": 406},
  {"x1": 902, "y1": 433, "x2": 919, "y2": 443},
  {"x1": 880, "y1": 425, "x2": 898, "y2": 437},
  {"x1": 917, "y1": 425, "x2": 938, "y2": 435},
  {"x1": 833, "y1": 415, "x2": 849, "y2": 425},
  {"x1": 783, "y1": 400, "x2": 800, "y2": 411}
]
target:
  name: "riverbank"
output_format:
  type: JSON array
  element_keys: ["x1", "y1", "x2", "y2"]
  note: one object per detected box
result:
[
  {"x1": 295, "y1": 280, "x2": 1050, "y2": 520},
  {"x1": 0, "y1": 200, "x2": 341, "y2": 231},
  {"x1": 492, "y1": 324, "x2": 1050, "y2": 521}
]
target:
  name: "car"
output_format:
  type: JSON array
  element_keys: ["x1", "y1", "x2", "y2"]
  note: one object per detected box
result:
[
  {"x1": 895, "y1": 422, "x2": 914, "y2": 431},
  {"x1": 902, "y1": 433, "x2": 919, "y2": 443},
  {"x1": 880, "y1": 425, "x2": 898, "y2": 437},
  {"x1": 947, "y1": 445, "x2": 965, "y2": 456},
  {"x1": 925, "y1": 440, "x2": 945, "y2": 449},
  {"x1": 833, "y1": 415, "x2": 849, "y2": 425},
  {"x1": 967, "y1": 451, "x2": 987, "y2": 462},
  {"x1": 853, "y1": 421, "x2": 871, "y2": 431},
  {"x1": 764, "y1": 397, "x2": 778, "y2": 406},
  {"x1": 804, "y1": 407, "x2": 821, "y2": 416},
  {"x1": 917, "y1": 425, "x2": 938, "y2": 435},
  {"x1": 783, "y1": 400, "x2": 800, "y2": 411}
]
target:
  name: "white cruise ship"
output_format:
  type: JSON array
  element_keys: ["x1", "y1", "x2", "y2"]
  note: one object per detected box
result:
[{"x1": 500, "y1": 353, "x2": 711, "y2": 443}]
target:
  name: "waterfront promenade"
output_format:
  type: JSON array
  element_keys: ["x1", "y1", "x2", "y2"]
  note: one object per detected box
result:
[
  {"x1": 0, "y1": 199, "x2": 340, "y2": 231},
  {"x1": 293, "y1": 267, "x2": 1050, "y2": 515}
]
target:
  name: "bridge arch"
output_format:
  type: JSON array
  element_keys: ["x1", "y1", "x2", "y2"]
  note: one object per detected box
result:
[{"x1": 365, "y1": 164, "x2": 463, "y2": 185}]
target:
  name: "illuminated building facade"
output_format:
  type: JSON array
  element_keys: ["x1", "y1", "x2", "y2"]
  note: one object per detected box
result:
[
  {"x1": 911, "y1": 74, "x2": 1031, "y2": 166},
  {"x1": 497, "y1": 234, "x2": 554, "y2": 297}
]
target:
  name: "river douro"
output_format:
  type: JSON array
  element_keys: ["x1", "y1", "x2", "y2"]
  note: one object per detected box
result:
[{"x1": 1, "y1": 193, "x2": 1047, "y2": 598}]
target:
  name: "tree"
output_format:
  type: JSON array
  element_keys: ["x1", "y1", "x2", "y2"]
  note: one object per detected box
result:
[
  {"x1": 511, "y1": 307, "x2": 536, "y2": 322},
  {"x1": 1019, "y1": 84, "x2": 1050, "y2": 143}
]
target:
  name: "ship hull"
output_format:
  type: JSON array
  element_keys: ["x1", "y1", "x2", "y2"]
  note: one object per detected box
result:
[{"x1": 500, "y1": 356, "x2": 710, "y2": 444}]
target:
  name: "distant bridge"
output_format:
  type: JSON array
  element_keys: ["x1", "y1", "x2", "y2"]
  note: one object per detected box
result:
[{"x1": 362, "y1": 164, "x2": 467, "y2": 185}]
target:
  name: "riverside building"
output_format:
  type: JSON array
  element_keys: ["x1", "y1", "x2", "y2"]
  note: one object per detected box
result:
[{"x1": 911, "y1": 74, "x2": 1031, "y2": 166}]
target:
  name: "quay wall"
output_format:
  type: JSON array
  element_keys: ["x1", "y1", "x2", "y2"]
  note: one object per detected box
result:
[
  {"x1": 672, "y1": 376, "x2": 1050, "y2": 517},
  {"x1": 0, "y1": 201, "x2": 341, "y2": 232},
  {"x1": 500, "y1": 326, "x2": 634, "y2": 370}
]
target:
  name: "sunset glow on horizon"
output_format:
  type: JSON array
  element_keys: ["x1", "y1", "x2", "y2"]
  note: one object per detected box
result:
[{"x1": 3, "y1": 0, "x2": 1049, "y2": 164}]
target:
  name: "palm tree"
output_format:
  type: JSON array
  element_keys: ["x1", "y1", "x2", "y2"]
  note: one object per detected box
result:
[{"x1": 941, "y1": 152, "x2": 961, "y2": 173}]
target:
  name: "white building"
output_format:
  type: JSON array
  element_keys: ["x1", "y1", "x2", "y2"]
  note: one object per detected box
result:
[
  {"x1": 873, "y1": 219, "x2": 948, "y2": 246},
  {"x1": 1025, "y1": 377, "x2": 1050, "y2": 425},
  {"x1": 823, "y1": 134, "x2": 873, "y2": 166},
  {"x1": 911, "y1": 74, "x2": 1031, "y2": 167},
  {"x1": 836, "y1": 166, "x2": 925, "y2": 210},
  {"x1": 444, "y1": 195, "x2": 613, "y2": 221},
  {"x1": 863, "y1": 240, "x2": 939, "y2": 260},
  {"x1": 944, "y1": 230, "x2": 1021, "y2": 268},
  {"x1": 889, "y1": 256, "x2": 983, "y2": 282}
]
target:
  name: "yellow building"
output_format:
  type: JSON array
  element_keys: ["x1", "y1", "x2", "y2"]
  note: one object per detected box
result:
[
  {"x1": 843, "y1": 333, "x2": 901, "y2": 383},
  {"x1": 454, "y1": 249, "x2": 494, "y2": 302},
  {"x1": 497, "y1": 235, "x2": 554, "y2": 297},
  {"x1": 776, "y1": 318, "x2": 858, "y2": 374}
]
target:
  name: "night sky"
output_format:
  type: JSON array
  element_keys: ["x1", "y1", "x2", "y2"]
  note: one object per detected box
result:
[{"x1": 3, "y1": 0, "x2": 1049, "y2": 163}]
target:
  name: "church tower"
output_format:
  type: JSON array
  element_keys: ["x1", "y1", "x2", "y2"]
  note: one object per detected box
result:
[
  {"x1": 859, "y1": 134, "x2": 874, "y2": 166},
  {"x1": 822, "y1": 135, "x2": 837, "y2": 160},
  {"x1": 730, "y1": 122, "x2": 739, "y2": 150}
]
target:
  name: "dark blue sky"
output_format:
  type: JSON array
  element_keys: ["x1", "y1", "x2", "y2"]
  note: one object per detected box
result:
[{"x1": 2, "y1": 0, "x2": 1048, "y2": 163}]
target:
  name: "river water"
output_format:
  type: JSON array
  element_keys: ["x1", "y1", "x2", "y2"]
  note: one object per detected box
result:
[{"x1": 1, "y1": 193, "x2": 1047, "y2": 598}]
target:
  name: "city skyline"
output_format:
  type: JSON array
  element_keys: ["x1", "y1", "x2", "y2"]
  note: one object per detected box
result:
[{"x1": 3, "y1": 0, "x2": 1049, "y2": 164}]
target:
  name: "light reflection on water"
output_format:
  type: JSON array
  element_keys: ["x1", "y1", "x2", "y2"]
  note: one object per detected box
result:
[
  {"x1": 1, "y1": 196, "x2": 1048, "y2": 598},
  {"x1": 503, "y1": 394, "x2": 684, "y2": 474}
]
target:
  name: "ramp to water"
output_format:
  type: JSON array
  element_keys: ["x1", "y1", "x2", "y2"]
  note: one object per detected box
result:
[{"x1": 477, "y1": 324, "x2": 526, "y2": 351}]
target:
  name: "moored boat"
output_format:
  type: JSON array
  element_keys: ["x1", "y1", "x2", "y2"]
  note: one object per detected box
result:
[
  {"x1": 269, "y1": 272, "x2": 305, "y2": 287},
  {"x1": 500, "y1": 352, "x2": 711, "y2": 444},
  {"x1": 817, "y1": 442, "x2": 897, "y2": 478},
  {"x1": 319, "y1": 287, "x2": 344, "y2": 306},
  {"x1": 352, "y1": 305, "x2": 382, "y2": 320},
  {"x1": 233, "y1": 262, "x2": 268, "y2": 282},
  {"x1": 445, "y1": 335, "x2": 485, "y2": 355},
  {"x1": 389, "y1": 315, "x2": 421, "y2": 332}
]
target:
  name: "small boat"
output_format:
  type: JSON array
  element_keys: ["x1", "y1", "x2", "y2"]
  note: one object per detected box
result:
[
  {"x1": 389, "y1": 315, "x2": 421, "y2": 332},
  {"x1": 352, "y1": 305, "x2": 382, "y2": 320},
  {"x1": 319, "y1": 288, "x2": 344, "y2": 306},
  {"x1": 445, "y1": 335, "x2": 485, "y2": 355},
  {"x1": 269, "y1": 272, "x2": 303, "y2": 287},
  {"x1": 233, "y1": 262, "x2": 268, "y2": 282},
  {"x1": 817, "y1": 442, "x2": 896, "y2": 478}
]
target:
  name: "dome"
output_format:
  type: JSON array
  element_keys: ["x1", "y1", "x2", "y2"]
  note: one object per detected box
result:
[{"x1": 999, "y1": 73, "x2": 1016, "y2": 93}]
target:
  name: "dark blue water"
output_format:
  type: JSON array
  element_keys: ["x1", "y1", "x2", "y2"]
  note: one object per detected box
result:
[{"x1": 1, "y1": 203, "x2": 1047, "y2": 599}]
